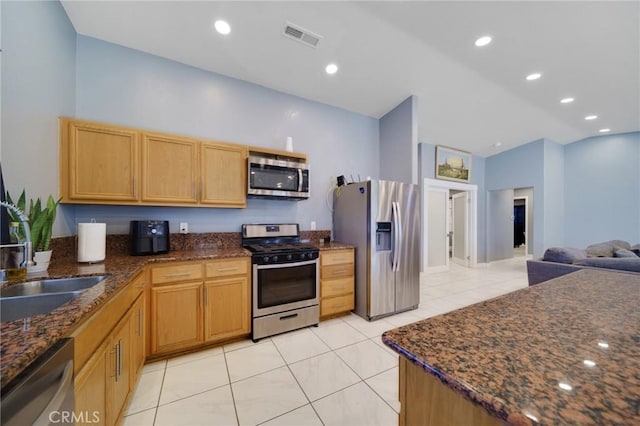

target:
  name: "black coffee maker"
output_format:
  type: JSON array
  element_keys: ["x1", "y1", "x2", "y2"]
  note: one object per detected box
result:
[{"x1": 130, "y1": 220, "x2": 170, "y2": 255}]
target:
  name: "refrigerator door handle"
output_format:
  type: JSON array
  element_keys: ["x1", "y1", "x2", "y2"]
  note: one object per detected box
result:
[
  {"x1": 392, "y1": 202, "x2": 401, "y2": 272},
  {"x1": 395, "y1": 201, "x2": 403, "y2": 272}
]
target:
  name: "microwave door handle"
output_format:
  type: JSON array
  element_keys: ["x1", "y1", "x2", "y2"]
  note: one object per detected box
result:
[{"x1": 298, "y1": 169, "x2": 303, "y2": 192}]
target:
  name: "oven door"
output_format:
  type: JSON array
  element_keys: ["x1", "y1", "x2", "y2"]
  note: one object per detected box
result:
[
  {"x1": 248, "y1": 157, "x2": 309, "y2": 199},
  {"x1": 253, "y1": 258, "x2": 319, "y2": 317}
]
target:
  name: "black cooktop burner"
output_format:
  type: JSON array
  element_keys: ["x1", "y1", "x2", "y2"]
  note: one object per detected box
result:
[{"x1": 241, "y1": 223, "x2": 319, "y2": 265}]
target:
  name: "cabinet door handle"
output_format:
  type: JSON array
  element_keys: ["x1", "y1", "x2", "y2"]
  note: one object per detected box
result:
[
  {"x1": 217, "y1": 267, "x2": 238, "y2": 272},
  {"x1": 204, "y1": 287, "x2": 208, "y2": 306},
  {"x1": 117, "y1": 339, "x2": 122, "y2": 380},
  {"x1": 201, "y1": 178, "x2": 204, "y2": 200},
  {"x1": 133, "y1": 177, "x2": 137, "y2": 197},
  {"x1": 138, "y1": 309, "x2": 143, "y2": 336},
  {"x1": 111, "y1": 346, "x2": 117, "y2": 379},
  {"x1": 193, "y1": 182, "x2": 196, "y2": 198}
]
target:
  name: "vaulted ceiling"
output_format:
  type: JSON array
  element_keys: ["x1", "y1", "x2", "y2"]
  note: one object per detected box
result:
[{"x1": 62, "y1": 1, "x2": 640, "y2": 156}]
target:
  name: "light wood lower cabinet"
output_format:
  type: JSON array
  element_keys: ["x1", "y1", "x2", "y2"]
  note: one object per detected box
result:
[
  {"x1": 151, "y1": 281, "x2": 203, "y2": 354},
  {"x1": 150, "y1": 258, "x2": 251, "y2": 356},
  {"x1": 399, "y1": 357, "x2": 501, "y2": 426},
  {"x1": 204, "y1": 275, "x2": 250, "y2": 342},
  {"x1": 74, "y1": 299, "x2": 135, "y2": 426},
  {"x1": 130, "y1": 295, "x2": 145, "y2": 387},
  {"x1": 320, "y1": 249, "x2": 355, "y2": 319},
  {"x1": 74, "y1": 339, "x2": 109, "y2": 426}
]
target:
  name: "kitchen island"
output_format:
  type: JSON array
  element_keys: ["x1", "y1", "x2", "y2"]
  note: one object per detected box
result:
[{"x1": 383, "y1": 269, "x2": 640, "y2": 425}]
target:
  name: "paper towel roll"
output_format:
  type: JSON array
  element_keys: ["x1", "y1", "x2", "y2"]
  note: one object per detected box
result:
[{"x1": 77, "y1": 223, "x2": 106, "y2": 263}]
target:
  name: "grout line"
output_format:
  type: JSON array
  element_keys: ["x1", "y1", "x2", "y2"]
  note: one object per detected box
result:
[{"x1": 223, "y1": 349, "x2": 241, "y2": 426}]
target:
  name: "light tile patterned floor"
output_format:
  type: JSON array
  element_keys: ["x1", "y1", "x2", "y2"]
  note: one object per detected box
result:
[{"x1": 123, "y1": 258, "x2": 528, "y2": 426}]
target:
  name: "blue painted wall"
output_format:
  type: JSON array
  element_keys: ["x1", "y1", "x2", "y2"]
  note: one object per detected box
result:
[
  {"x1": 543, "y1": 139, "x2": 565, "y2": 248},
  {"x1": 485, "y1": 139, "x2": 546, "y2": 257},
  {"x1": 1, "y1": 0, "x2": 76, "y2": 236},
  {"x1": 72, "y1": 36, "x2": 379, "y2": 235},
  {"x1": 564, "y1": 132, "x2": 640, "y2": 247},
  {"x1": 379, "y1": 96, "x2": 418, "y2": 184}
]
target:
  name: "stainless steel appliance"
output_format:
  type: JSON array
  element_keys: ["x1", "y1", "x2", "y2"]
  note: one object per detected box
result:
[
  {"x1": 130, "y1": 220, "x2": 170, "y2": 255},
  {"x1": 1, "y1": 338, "x2": 74, "y2": 425},
  {"x1": 333, "y1": 180, "x2": 420, "y2": 320},
  {"x1": 248, "y1": 154, "x2": 309, "y2": 200},
  {"x1": 242, "y1": 224, "x2": 319, "y2": 340}
]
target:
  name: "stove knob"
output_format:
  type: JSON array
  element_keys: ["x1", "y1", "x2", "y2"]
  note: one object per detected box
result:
[
  {"x1": 300, "y1": 253, "x2": 307, "y2": 260},
  {"x1": 273, "y1": 255, "x2": 279, "y2": 262},
  {"x1": 287, "y1": 254, "x2": 292, "y2": 261},
  {"x1": 262, "y1": 256, "x2": 270, "y2": 263}
]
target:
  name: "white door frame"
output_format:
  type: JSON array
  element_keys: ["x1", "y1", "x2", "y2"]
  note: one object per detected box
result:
[
  {"x1": 422, "y1": 178, "x2": 478, "y2": 273},
  {"x1": 513, "y1": 195, "x2": 528, "y2": 256}
]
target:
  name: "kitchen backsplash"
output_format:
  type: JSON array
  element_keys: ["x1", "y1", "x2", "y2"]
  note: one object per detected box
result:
[{"x1": 50, "y1": 230, "x2": 332, "y2": 262}]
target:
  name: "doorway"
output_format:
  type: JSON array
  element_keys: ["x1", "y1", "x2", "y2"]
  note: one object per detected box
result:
[
  {"x1": 513, "y1": 196, "x2": 527, "y2": 257},
  {"x1": 422, "y1": 178, "x2": 477, "y2": 273}
]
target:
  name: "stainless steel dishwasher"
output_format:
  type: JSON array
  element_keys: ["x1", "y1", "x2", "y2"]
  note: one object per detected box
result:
[{"x1": 1, "y1": 338, "x2": 74, "y2": 425}]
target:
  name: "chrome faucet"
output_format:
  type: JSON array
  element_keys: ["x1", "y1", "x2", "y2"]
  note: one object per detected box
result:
[{"x1": 0, "y1": 201, "x2": 36, "y2": 281}]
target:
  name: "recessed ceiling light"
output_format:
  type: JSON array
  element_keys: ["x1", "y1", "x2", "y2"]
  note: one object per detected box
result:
[
  {"x1": 475, "y1": 36, "x2": 492, "y2": 47},
  {"x1": 525, "y1": 73, "x2": 542, "y2": 81},
  {"x1": 560, "y1": 97, "x2": 574, "y2": 104},
  {"x1": 325, "y1": 63, "x2": 338, "y2": 75},
  {"x1": 599, "y1": 128, "x2": 611, "y2": 133},
  {"x1": 585, "y1": 115, "x2": 598, "y2": 120},
  {"x1": 214, "y1": 20, "x2": 231, "y2": 35},
  {"x1": 493, "y1": 142, "x2": 502, "y2": 147}
]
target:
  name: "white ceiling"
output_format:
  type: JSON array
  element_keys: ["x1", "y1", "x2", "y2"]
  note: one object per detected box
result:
[{"x1": 61, "y1": 1, "x2": 640, "y2": 157}]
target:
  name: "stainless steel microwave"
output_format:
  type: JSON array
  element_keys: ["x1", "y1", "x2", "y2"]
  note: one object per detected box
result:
[{"x1": 248, "y1": 155, "x2": 309, "y2": 200}]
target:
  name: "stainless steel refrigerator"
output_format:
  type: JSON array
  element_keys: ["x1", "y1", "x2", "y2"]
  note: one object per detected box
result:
[{"x1": 333, "y1": 180, "x2": 420, "y2": 320}]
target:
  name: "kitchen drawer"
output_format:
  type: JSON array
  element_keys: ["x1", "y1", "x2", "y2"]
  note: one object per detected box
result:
[
  {"x1": 321, "y1": 250, "x2": 354, "y2": 266},
  {"x1": 320, "y1": 293, "x2": 354, "y2": 317},
  {"x1": 321, "y1": 263, "x2": 354, "y2": 280},
  {"x1": 205, "y1": 258, "x2": 250, "y2": 278},
  {"x1": 322, "y1": 277, "x2": 354, "y2": 298},
  {"x1": 151, "y1": 262, "x2": 203, "y2": 284}
]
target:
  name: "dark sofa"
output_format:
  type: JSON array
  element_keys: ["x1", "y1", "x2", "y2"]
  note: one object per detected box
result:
[{"x1": 527, "y1": 240, "x2": 640, "y2": 285}]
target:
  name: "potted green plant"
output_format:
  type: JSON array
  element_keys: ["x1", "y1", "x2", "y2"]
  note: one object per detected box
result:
[{"x1": 5, "y1": 190, "x2": 61, "y2": 273}]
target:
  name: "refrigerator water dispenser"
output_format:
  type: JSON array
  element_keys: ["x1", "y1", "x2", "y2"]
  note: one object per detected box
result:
[{"x1": 375, "y1": 222, "x2": 392, "y2": 251}]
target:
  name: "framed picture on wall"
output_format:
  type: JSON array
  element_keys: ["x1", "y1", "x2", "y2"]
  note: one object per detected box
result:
[{"x1": 435, "y1": 145, "x2": 472, "y2": 183}]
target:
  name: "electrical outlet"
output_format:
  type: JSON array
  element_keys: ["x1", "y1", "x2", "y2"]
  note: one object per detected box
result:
[
  {"x1": 310, "y1": 221, "x2": 317, "y2": 230},
  {"x1": 180, "y1": 222, "x2": 188, "y2": 234}
]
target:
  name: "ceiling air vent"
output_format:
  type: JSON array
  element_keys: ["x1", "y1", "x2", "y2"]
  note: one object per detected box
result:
[{"x1": 282, "y1": 22, "x2": 322, "y2": 48}]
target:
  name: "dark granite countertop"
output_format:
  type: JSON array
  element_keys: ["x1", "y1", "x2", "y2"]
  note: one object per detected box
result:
[
  {"x1": 382, "y1": 269, "x2": 640, "y2": 425},
  {"x1": 315, "y1": 242, "x2": 354, "y2": 251},
  {"x1": 1, "y1": 247, "x2": 249, "y2": 388}
]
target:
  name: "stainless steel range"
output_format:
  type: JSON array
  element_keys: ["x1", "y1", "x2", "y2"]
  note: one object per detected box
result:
[{"x1": 242, "y1": 224, "x2": 319, "y2": 341}]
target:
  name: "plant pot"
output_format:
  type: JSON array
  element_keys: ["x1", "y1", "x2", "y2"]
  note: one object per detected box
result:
[{"x1": 28, "y1": 250, "x2": 52, "y2": 273}]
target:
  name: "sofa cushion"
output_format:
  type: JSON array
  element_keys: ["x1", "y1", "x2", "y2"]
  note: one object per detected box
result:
[
  {"x1": 614, "y1": 249, "x2": 639, "y2": 258},
  {"x1": 586, "y1": 240, "x2": 631, "y2": 257},
  {"x1": 542, "y1": 247, "x2": 587, "y2": 264},
  {"x1": 575, "y1": 257, "x2": 640, "y2": 273}
]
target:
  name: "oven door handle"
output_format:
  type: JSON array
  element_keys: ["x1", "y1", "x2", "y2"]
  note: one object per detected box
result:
[{"x1": 254, "y1": 258, "x2": 318, "y2": 270}]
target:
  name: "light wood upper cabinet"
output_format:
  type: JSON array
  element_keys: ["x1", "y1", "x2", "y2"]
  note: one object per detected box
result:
[
  {"x1": 59, "y1": 117, "x2": 281, "y2": 208},
  {"x1": 142, "y1": 132, "x2": 199, "y2": 204},
  {"x1": 60, "y1": 117, "x2": 139, "y2": 202},
  {"x1": 201, "y1": 142, "x2": 247, "y2": 207}
]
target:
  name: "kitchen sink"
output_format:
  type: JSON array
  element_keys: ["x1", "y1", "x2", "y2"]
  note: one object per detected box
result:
[
  {"x1": 0, "y1": 275, "x2": 106, "y2": 298},
  {"x1": 1, "y1": 291, "x2": 84, "y2": 322}
]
